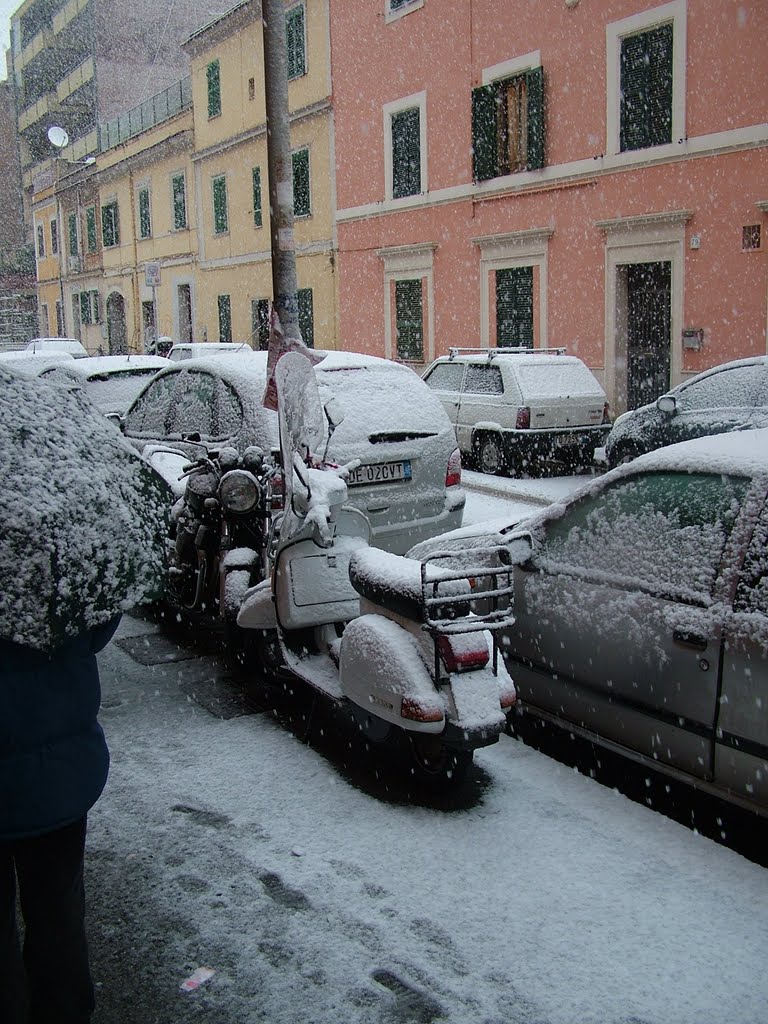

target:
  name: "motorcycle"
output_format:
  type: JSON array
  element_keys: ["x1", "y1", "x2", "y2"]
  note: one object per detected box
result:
[
  {"x1": 236, "y1": 352, "x2": 531, "y2": 786},
  {"x1": 166, "y1": 442, "x2": 277, "y2": 634}
]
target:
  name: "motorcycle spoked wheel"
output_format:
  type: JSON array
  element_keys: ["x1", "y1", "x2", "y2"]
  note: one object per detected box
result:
[{"x1": 402, "y1": 733, "x2": 473, "y2": 788}]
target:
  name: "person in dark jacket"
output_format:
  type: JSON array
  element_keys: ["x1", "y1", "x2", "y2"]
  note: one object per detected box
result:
[{"x1": 0, "y1": 616, "x2": 120, "y2": 1024}]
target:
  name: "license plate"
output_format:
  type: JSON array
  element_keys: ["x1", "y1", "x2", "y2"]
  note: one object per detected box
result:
[
  {"x1": 347, "y1": 460, "x2": 412, "y2": 486},
  {"x1": 554, "y1": 434, "x2": 577, "y2": 447}
]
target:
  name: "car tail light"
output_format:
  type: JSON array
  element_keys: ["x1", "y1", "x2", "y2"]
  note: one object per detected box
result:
[
  {"x1": 445, "y1": 447, "x2": 462, "y2": 487},
  {"x1": 269, "y1": 471, "x2": 284, "y2": 512},
  {"x1": 436, "y1": 634, "x2": 490, "y2": 673},
  {"x1": 515, "y1": 406, "x2": 530, "y2": 430},
  {"x1": 602, "y1": 402, "x2": 611, "y2": 424},
  {"x1": 401, "y1": 696, "x2": 444, "y2": 723}
]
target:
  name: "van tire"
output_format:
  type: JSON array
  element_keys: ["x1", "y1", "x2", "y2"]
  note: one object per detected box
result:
[{"x1": 475, "y1": 433, "x2": 507, "y2": 475}]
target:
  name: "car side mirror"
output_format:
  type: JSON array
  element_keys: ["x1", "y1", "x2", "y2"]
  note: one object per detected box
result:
[
  {"x1": 656, "y1": 394, "x2": 677, "y2": 416},
  {"x1": 105, "y1": 411, "x2": 123, "y2": 430},
  {"x1": 499, "y1": 531, "x2": 533, "y2": 567}
]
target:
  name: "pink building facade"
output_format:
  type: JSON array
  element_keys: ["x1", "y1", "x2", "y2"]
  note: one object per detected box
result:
[{"x1": 330, "y1": 0, "x2": 768, "y2": 414}]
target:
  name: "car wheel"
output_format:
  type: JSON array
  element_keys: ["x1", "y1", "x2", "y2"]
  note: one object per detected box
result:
[
  {"x1": 608, "y1": 441, "x2": 643, "y2": 469},
  {"x1": 476, "y1": 433, "x2": 507, "y2": 475}
]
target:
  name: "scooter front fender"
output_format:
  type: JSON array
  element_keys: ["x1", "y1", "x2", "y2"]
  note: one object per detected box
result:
[{"x1": 237, "y1": 578, "x2": 277, "y2": 630}]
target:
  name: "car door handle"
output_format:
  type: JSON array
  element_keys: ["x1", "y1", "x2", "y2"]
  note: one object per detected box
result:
[{"x1": 672, "y1": 627, "x2": 707, "y2": 652}]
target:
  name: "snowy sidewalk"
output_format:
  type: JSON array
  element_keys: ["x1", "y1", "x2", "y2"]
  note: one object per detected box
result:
[{"x1": 85, "y1": 612, "x2": 768, "y2": 1024}]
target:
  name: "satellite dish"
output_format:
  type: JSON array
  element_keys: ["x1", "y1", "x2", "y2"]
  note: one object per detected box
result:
[{"x1": 47, "y1": 126, "x2": 69, "y2": 149}]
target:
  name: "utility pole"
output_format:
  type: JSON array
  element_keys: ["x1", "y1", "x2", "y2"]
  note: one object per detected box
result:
[{"x1": 262, "y1": 0, "x2": 300, "y2": 342}]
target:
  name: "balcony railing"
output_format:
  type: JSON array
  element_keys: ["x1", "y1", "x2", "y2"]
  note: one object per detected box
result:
[{"x1": 98, "y1": 76, "x2": 192, "y2": 153}]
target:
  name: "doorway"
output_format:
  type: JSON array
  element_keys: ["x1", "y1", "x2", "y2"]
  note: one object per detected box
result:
[
  {"x1": 106, "y1": 292, "x2": 127, "y2": 354},
  {"x1": 624, "y1": 261, "x2": 671, "y2": 410}
]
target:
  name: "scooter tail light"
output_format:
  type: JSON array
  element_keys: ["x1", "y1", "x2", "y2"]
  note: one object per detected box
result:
[
  {"x1": 515, "y1": 407, "x2": 531, "y2": 430},
  {"x1": 436, "y1": 634, "x2": 490, "y2": 673},
  {"x1": 445, "y1": 447, "x2": 462, "y2": 488},
  {"x1": 400, "y1": 696, "x2": 445, "y2": 723},
  {"x1": 500, "y1": 684, "x2": 517, "y2": 709}
]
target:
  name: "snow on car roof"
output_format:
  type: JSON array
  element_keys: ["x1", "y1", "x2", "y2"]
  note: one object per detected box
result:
[{"x1": 64, "y1": 355, "x2": 170, "y2": 378}]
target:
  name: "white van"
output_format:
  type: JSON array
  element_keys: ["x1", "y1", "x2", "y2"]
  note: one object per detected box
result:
[
  {"x1": 24, "y1": 337, "x2": 89, "y2": 359},
  {"x1": 168, "y1": 342, "x2": 253, "y2": 362},
  {"x1": 422, "y1": 347, "x2": 610, "y2": 475}
]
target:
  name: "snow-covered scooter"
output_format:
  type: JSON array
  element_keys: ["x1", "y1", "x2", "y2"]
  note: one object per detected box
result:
[{"x1": 236, "y1": 352, "x2": 528, "y2": 785}]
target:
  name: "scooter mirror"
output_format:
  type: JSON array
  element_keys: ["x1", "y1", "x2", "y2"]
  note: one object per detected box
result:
[
  {"x1": 276, "y1": 352, "x2": 327, "y2": 513},
  {"x1": 500, "y1": 531, "x2": 533, "y2": 566},
  {"x1": 324, "y1": 396, "x2": 345, "y2": 431}
]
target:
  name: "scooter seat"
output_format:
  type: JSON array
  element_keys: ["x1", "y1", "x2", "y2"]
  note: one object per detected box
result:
[{"x1": 348, "y1": 549, "x2": 470, "y2": 623}]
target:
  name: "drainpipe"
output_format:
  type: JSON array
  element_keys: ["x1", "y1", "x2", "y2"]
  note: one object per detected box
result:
[{"x1": 262, "y1": 0, "x2": 300, "y2": 341}]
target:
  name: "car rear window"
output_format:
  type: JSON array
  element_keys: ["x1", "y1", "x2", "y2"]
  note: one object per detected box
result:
[
  {"x1": 317, "y1": 366, "x2": 448, "y2": 439},
  {"x1": 515, "y1": 360, "x2": 603, "y2": 398}
]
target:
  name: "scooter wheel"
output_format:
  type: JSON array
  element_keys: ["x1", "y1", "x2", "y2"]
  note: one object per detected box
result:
[{"x1": 406, "y1": 735, "x2": 472, "y2": 788}]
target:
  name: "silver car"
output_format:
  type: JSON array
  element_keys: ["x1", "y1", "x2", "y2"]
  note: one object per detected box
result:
[
  {"x1": 410, "y1": 429, "x2": 768, "y2": 817},
  {"x1": 121, "y1": 350, "x2": 465, "y2": 554}
]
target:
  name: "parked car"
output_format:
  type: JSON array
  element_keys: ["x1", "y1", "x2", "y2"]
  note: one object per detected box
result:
[
  {"x1": 168, "y1": 341, "x2": 253, "y2": 361},
  {"x1": 38, "y1": 355, "x2": 170, "y2": 416},
  {"x1": 605, "y1": 355, "x2": 768, "y2": 468},
  {"x1": 24, "y1": 336, "x2": 89, "y2": 358},
  {"x1": 0, "y1": 350, "x2": 76, "y2": 373},
  {"x1": 422, "y1": 347, "x2": 610, "y2": 475},
  {"x1": 409, "y1": 429, "x2": 768, "y2": 817},
  {"x1": 120, "y1": 350, "x2": 465, "y2": 553}
]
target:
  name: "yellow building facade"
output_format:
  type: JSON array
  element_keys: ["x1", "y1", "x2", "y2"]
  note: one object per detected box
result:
[{"x1": 30, "y1": 0, "x2": 338, "y2": 355}]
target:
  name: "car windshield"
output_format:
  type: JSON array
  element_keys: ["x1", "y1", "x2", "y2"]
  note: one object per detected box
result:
[{"x1": 85, "y1": 370, "x2": 164, "y2": 412}]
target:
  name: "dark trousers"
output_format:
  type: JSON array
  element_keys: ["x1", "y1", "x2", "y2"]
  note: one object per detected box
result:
[{"x1": 0, "y1": 817, "x2": 94, "y2": 1024}]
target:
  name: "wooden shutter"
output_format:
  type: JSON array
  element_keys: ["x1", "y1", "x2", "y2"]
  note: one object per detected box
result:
[
  {"x1": 620, "y1": 25, "x2": 672, "y2": 152},
  {"x1": 252, "y1": 298, "x2": 270, "y2": 350},
  {"x1": 526, "y1": 66, "x2": 545, "y2": 169},
  {"x1": 172, "y1": 175, "x2": 187, "y2": 230},
  {"x1": 68, "y1": 212, "x2": 79, "y2": 255},
  {"x1": 496, "y1": 267, "x2": 533, "y2": 348},
  {"x1": 207, "y1": 60, "x2": 221, "y2": 118},
  {"x1": 139, "y1": 188, "x2": 151, "y2": 238},
  {"x1": 286, "y1": 5, "x2": 306, "y2": 79},
  {"x1": 395, "y1": 279, "x2": 424, "y2": 360},
  {"x1": 252, "y1": 167, "x2": 262, "y2": 227},
  {"x1": 298, "y1": 288, "x2": 314, "y2": 347},
  {"x1": 86, "y1": 207, "x2": 97, "y2": 251},
  {"x1": 213, "y1": 176, "x2": 228, "y2": 233},
  {"x1": 472, "y1": 84, "x2": 498, "y2": 181},
  {"x1": 292, "y1": 149, "x2": 310, "y2": 216},
  {"x1": 391, "y1": 107, "x2": 421, "y2": 198},
  {"x1": 218, "y1": 294, "x2": 232, "y2": 343}
]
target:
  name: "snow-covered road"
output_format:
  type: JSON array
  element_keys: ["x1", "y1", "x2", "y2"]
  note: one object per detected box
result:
[{"x1": 86, "y1": 609, "x2": 768, "y2": 1024}]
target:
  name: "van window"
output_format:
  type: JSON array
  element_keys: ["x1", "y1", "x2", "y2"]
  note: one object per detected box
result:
[
  {"x1": 424, "y1": 363, "x2": 464, "y2": 392},
  {"x1": 465, "y1": 364, "x2": 504, "y2": 395}
]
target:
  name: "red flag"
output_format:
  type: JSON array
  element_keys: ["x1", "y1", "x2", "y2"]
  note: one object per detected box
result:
[{"x1": 262, "y1": 304, "x2": 325, "y2": 410}]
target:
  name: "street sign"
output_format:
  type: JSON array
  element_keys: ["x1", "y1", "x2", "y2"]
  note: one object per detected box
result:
[{"x1": 145, "y1": 263, "x2": 161, "y2": 287}]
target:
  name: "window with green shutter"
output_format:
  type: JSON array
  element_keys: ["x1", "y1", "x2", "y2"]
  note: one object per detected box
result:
[
  {"x1": 50, "y1": 219, "x2": 58, "y2": 255},
  {"x1": 212, "y1": 175, "x2": 228, "y2": 234},
  {"x1": 172, "y1": 174, "x2": 187, "y2": 230},
  {"x1": 286, "y1": 4, "x2": 306, "y2": 80},
  {"x1": 138, "y1": 187, "x2": 152, "y2": 239},
  {"x1": 298, "y1": 288, "x2": 314, "y2": 347},
  {"x1": 36, "y1": 224, "x2": 45, "y2": 257},
  {"x1": 252, "y1": 298, "x2": 270, "y2": 350},
  {"x1": 496, "y1": 267, "x2": 533, "y2": 348},
  {"x1": 68, "y1": 212, "x2": 79, "y2": 256},
  {"x1": 218, "y1": 294, "x2": 232, "y2": 343},
  {"x1": 85, "y1": 206, "x2": 97, "y2": 252},
  {"x1": 620, "y1": 24, "x2": 673, "y2": 152},
  {"x1": 391, "y1": 107, "x2": 421, "y2": 199},
  {"x1": 101, "y1": 201, "x2": 119, "y2": 247},
  {"x1": 252, "y1": 167, "x2": 263, "y2": 227},
  {"x1": 395, "y1": 278, "x2": 423, "y2": 361},
  {"x1": 472, "y1": 66, "x2": 545, "y2": 182},
  {"x1": 79, "y1": 291, "x2": 91, "y2": 325},
  {"x1": 207, "y1": 59, "x2": 221, "y2": 118},
  {"x1": 292, "y1": 148, "x2": 311, "y2": 217}
]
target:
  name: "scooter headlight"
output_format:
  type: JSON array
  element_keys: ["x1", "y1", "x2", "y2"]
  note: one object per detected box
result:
[{"x1": 219, "y1": 469, "x2": 260, "y2": 513}]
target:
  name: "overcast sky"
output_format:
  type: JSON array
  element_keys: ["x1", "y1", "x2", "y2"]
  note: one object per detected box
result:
[{"x1": 0, "y1": 1, "x2": 15, "y2": 80}]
